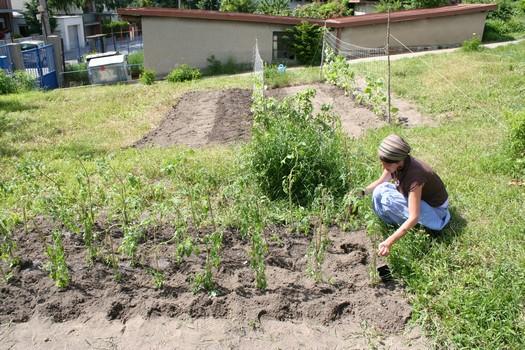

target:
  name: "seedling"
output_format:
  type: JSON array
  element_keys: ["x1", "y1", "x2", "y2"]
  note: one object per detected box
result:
[{"x1": 45, "y1": 230, "x2": 70, "y2": 289}]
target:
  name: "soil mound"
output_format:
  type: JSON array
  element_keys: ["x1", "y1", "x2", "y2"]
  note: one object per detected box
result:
[{"x1": 133, "y1": 83, "x2": 433, "y2": 148}]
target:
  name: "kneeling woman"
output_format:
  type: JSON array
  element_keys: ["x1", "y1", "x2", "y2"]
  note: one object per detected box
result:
[{"x1": 364, "y1": 134, "x2": 450, "y2": 256}]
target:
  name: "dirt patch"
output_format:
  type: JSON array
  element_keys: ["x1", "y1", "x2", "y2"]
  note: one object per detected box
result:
[
  {"x1": 133, "y1": 83, "x2": 433, "y2": 148},
  {"x1": 0, "y1": 219, "x2": 427, "y2": 348}
]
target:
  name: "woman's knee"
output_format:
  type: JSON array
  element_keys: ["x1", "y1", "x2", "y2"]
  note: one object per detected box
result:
[{"x1": 372, "y1": 182, "x2": 392, "y2": 201}]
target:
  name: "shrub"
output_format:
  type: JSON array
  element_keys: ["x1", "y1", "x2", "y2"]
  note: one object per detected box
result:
[
  {"x1": 140, "y1": 69, "x2": 156, "y2": 85},
  {"x1": 0, "y1": 70, "x2": 37, "y2": 94},
  {"x1": 256, "y1": 0, "x2": 291, "y2": 16},
  {"x1": 462, "y1": 37, "x2": 483, "y2": 52},
  {"x1": 293, "y1": 0, "x2": 352, "y2": 19},
  {"x1": 248, "y1": 88, "x2": 351, "y2": 206},
  {"x1": 285, "y1": 22, "x2": 323, "y2": 65},
  {"x1": 167, "y1": 64, "x2": 201, "y2": 83},
  {"x1": 0, "y1": 70, "x2": 18, "y2": 94},
  {"x1": 127, "y1": 51, "x2": 144, "y2": 78}
]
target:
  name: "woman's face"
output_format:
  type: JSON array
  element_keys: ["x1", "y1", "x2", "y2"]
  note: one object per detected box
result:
[{"x1": 381, "y1": 159, "x2": 403, "y2": 173}]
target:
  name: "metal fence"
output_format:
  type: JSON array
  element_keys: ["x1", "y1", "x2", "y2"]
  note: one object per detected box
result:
[
  {"x1": 0, "y1": 43, "x2": 13, "y2": 73},
  {"x1": 64, "y1": 30, "x2": 143, "y2": 62}
]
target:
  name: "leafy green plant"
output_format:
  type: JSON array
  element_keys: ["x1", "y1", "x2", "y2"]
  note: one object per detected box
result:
[
  {"x1": 0, "y1": 213, "x2": 20, "y2": 282},
  {"x1": 46, "y1": 230, "x2": 70, "y2": 289},
  {"x1": 306, "y1": 186, "x2": 332, "y2": 283},
  {"x1": 75, "y1": 160, "x2": 98, "y2": 262},
  {"x1": 285, "y1": 22, "x2": 323, "y2": 65},
  {"x1": 293, "y1": 0, "x2": 352, "y2": 19},
  {"x1": 249, "y1": 88, "x2": 351, "y2": 206},
  {"x1": 256, "y1": 0, "x2": 290, "y2": 16},
  {"x1": 193, "y1": 230, "x2": 223, "y2": 293},
  {"x1": 127, "y1": 50, "x2": 144, "y2": 78},
  {"x1": 140, "y1": 69, "x2": 156, "y2": 85},
  {"x1": 462, "y1": 36, "x2": 483, "y2": 52},
  {"x1": 323, "y1": 47, "x2": 356, "y2": 93},
  {"x1": 220, "y1": 0, "x2": 256, "y2": 12},
  {"x1": 167, "y1": 65, "x2": 201, "y2": 83}
]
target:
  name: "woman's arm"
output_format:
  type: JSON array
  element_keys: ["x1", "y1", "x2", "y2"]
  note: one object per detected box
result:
[
  {"x1": 378, "y1": 184, "x2": 422, "y2": 256},
  {"x1": 364, "y1": 169, "x2": 392, "y2": 195}
]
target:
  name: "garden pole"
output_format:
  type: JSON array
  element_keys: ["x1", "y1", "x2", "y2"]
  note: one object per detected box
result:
[
  {"x1": 319, "y1": 22, "x2": 327, "y2": 81},
  {"x1": 386, "y1": 8, "x2": 391, "y2": 124}
]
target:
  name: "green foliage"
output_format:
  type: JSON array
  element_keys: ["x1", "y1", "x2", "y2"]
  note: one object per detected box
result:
[
  {"x1": 306, "y1": 187, "x2": 332, "y2": 282},
  {"x1": 220, "y1": 0, "x2": 256, "y2": 12},
  {"x1": 462, "y1": 37, "x2": 483, "y2": 52},
  {"x1": 263, "y1": 64, "x2": 290, "y2": 88},
  {"x1": 293, "y1": 0, "x2": 352, "y2": 19},
  {"x1": 193, "y1": 230, "x2": 223, "y2": 293},
  {"x1": 127, "y1": 51, "x2": 144, "y2": 77},
  {"x1": 408, "y1": 0, "x2": 448, "y2": 9},
  {"x1": 285, "y1": 22, "x2": 323, "y2": 65},
  {"x1": 323, "y1": 47, "x2": 356, "y2": 93},
  {"x1": 23, "y1": 0, "x2": 57, "y2": 35},
  {"x1": 0, "y1": 70, "x2": 37, "y2": 95},
  {"x1": 140, "y1": 69, "x2": 156, "y2": 85},
  {"x1": 204, "y1": 55, "x2": 250, "y2": 76},
  {"x1": 45, "y1": 230, "x2": 70, "y2": 289},
  {"x1": 167, "y1": 65, "x2": 201, "y2": 83},
  {"x1": 248, "y1": 88, "x2": 351, "y2": 206},
  {"x1": 102, "y1": 20, "x2": 130, "y2": 34},
  {"x1": 375, "y1": 0, "x2": 406, "y2": 12},
  {"x1": 256, "y1": 0, "x2": 291, "y2": 16},
  {"x1": 197, "y1": 0, "x2": 220, "y2": 10},
  {"x1": 0, "y1": 213, "x2": 20, "y2": 281},
  {"x1": 63, "y1": 63, "x2": 89, "y2": 87}
]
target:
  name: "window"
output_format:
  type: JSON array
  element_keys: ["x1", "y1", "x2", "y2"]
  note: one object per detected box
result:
[
  {"x1": 0, "y1": 18, "x2": 6, "y2": 31},
  {"x1": 272, "y1": 32, "x2": 295, "y2": 62}
]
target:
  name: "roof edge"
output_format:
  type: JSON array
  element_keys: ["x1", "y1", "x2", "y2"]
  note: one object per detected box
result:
[{"x1": 117, "y1": 4, "x2": 497, "y2": 28}]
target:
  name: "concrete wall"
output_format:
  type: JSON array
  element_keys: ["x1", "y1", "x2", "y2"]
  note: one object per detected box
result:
[
  {"x1": 143, "y1": 17, "x2": 293, "y2": 76},
  {"x1": 340, "y1": 12, "x2": 488, "y2": 49}
]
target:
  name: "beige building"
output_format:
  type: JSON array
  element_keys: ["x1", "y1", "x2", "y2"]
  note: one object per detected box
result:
[{"x1": 118, "y1": 4, "x2": 496, "y2": 76}]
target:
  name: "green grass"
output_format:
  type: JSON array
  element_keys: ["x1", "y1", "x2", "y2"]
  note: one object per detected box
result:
[{"x1": 1, "y1": 43, "x2": 525, "y2": 349}]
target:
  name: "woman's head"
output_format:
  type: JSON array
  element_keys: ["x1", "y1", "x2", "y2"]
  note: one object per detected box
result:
[{"x1": 378, "y1": 134, "x2": 411, "y2": 162}]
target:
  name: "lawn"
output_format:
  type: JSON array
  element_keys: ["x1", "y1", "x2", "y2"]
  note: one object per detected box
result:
[{"x1": 0, "y1": 42, "x2": 524, "y2": 349}]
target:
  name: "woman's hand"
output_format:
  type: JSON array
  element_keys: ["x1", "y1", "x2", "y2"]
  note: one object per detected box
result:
[{"x1": 378, "y1": 240, "x2": 392, "y2": 256}]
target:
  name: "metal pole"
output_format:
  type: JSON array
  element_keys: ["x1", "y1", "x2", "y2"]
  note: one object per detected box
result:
[{"x1": 386, "y1": 8, "x2": 391, "y2": 124}]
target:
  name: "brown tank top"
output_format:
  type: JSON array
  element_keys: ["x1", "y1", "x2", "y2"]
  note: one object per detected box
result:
[{"x1": 392, "y1": 156, "x2": 448, "y2": 207}]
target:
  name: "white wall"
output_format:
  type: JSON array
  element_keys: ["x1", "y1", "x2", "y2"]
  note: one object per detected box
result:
[{"x1": 54, "y1": 16, "x2": 85, "y2": 51}]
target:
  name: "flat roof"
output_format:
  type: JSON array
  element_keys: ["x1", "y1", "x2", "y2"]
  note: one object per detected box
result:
[{"x1": 118, "y1": 4, "x2": 497, "y2": 28}]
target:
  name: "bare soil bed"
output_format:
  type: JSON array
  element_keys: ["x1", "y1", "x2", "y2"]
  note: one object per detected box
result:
[
  {"x1": 133, "y1": 83, "x2": 433, "y2": 148},
  {"x1": 0, "y1": 218, "x2": 427, "y2": 349}
]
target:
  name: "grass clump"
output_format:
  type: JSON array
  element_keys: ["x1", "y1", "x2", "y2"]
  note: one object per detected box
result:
[
  {"x1": 127, "y1": 50, "x2": 144, "y2": 78},
  {"x1": 462, "y1": 36, "x2": 483, "y2": 52},
  {"x1": 0, "y1": 70, "x2": 37, "y2": 94},
  {"x1": 263, "y1": 64, "x2": 290, "y2": 88},
  {"x1": 248, "y1": 88, "x2": 351, "y2": 206},
  {"x1": 507, "y1": 110, "x2": 525, "y2": 177},
  {"x1": 167, "y1": 64, "x2": 201, "y2": 83},
  {"x1": 140, "y1": 69, "x2": 156, "y2": 85}
]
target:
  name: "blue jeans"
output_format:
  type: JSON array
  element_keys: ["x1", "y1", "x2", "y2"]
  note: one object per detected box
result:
[{"x1": 372, "y1": 182, "x2": 451, "y2": 231}]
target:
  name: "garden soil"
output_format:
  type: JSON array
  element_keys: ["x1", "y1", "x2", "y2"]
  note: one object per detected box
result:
[
  {"x1": 0, "y1": 218, "x2": 428, "y2": 349},
  {"x1": 133, "y1": 83, "x2": 433, "y2": 148}
]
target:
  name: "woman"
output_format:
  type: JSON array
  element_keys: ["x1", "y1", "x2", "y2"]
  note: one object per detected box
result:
[{"x1": 364, "y1": 134, "x2": 450, "y2": 256}]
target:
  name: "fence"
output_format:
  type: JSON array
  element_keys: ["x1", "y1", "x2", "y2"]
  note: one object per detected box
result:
[
  {"x1": 0, "y1": 44, "x2": 13, "y2": 73},
  {"x1": 21, "y1": 44, "x2": 58, "y2": 89},
  {"x1": 64, "y1": 30, "x2": 143, "y2": 62}
]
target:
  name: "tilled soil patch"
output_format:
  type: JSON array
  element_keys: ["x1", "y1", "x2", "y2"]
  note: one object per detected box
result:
[
  {"x1": 133, "y1": 83, "x2": 433, "y2": 148},
  {"x1": 1, "y1": 220, "x2": 410, "y2": 334}
]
